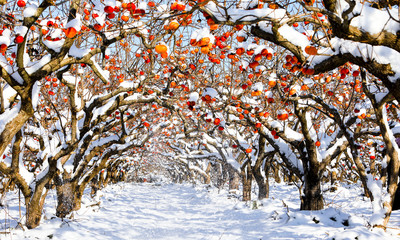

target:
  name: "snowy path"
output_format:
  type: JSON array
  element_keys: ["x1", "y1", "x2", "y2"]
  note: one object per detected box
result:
[{"x1": 3, "y1": 182, "x2": 400, "y2": 239}]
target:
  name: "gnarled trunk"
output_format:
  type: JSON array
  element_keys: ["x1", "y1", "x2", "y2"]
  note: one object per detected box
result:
[
  {"x1": 229, "y1": 170, "x2": 240, "y2": 193},
  {"x1": 300, "y1": 168, "x2": 324, "y2": 210},
  {"x1": 272, "y1": 162, "x2": 281, "y2": 183},
  {"x1": 381, "y1": 150, "x2": 400, "y2": 226},
  {"x1": 204, "y1": 162, "x2": 212, "y2": 185},
  {"x1": 90, "y1": 175, "x2": 99, "y2": 197},
  {"x1": 25, "y1": 188, "x2": 49, "y2": 229},
  {"x1": 241, "y1": 162, "x2": 252, "y2": 201},
  {"x1": 55, "y1": 180, "x2": 82, "y2": 218},
  {"x1": 54, "y1": 171, "x2": 84, "y2": 218},
  {"x1": 365, "y1": 91, "x2": 400, "y2": 227},
  {"x1": 253, "y1": 165, "x2": 268, "y2": 199}
]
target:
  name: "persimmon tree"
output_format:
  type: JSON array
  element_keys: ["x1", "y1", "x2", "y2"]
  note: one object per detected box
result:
[{"x1": 348, "y1": 70, "x2": 400, "y2": 227}]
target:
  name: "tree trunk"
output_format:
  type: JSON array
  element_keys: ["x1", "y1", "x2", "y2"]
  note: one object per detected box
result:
[
  {"x1": 204, "y1": 162, "x2": 212, "y2": 185},
  {"x1": 25, "y1": 188, "x2": 48, "y2": 229},
  {"x1": 24, "y1": 156, "x2": 57, "y2": 229},
  {"x1": 300, "y1": 169, "x2": 324, "y2": 210},
  {"x1": 381, "y1": 152, "x2": 400, "y2": 226},
  {"x1": 119, "y1": 170, "x2": 126, "y2": 182},
  {"x1": 241, "y1": 162, "x2": 252, "y2": 201},
  {"x1": 104, "y1": 169, "x2": 112, "y2": 186},
  {"x1": 111, "y1": 170, "x2": 119, "y2": 184},
  {"x1": 273, "y1": 163, "x2": 281, "y2": 183},
  {"x1": 90, "y1": 176, "x2": 99, "y2": 197},
  {"x1": 253, "y1": 165, "x2": 268, "y2": 199},
  {"x1": 392, "y1": 182, "x2": 400, "y2": 210},
  {"x1": 55, "y1": 180, "x2": 81, "y2": 218},
  {"x1": 228, "y1": 167, "x2": 240, "y2": 194},
  {"x1": 55, "y1": 171, "x2": 84, "y2": 218},
  {"x1": 370, "y1": 103, "x2": 400, "y2": 227},
  {"x1": 26, "y1": 201, "x2": 43, "y2": 229},
  {"x1": 265, "y1": 164, "x2": 270, "y2": 198},
  {"x1": 331, "y1": 171, "x2": 337, "y2": 186}
]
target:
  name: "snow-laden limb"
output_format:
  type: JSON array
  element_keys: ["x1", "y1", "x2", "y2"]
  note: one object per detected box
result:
[
  {"x1": 1, "y1": 84, "x2": 17, "y2": 110},
  {"x1": 259, "y1": 127, "x2": 304, "y2": 175},
  {"x1": 200, "y1": 0, "x2": 400, "y2": 102},
  {"x1": 251, "y1": 21, "x2": 400, "y2": 93},
  {"x1": 0, "y1": 102, "x2": 21, "y2": 135},
  {"x1": 336, "y1": 0, "x2": 400, "y2": 35},
  {"x1": 314, "y1": 37, "x2": 400, "y2": 82},
  {"x1": 320, "y1": 136, "x2": 347, "y2": 162},
  {"x1": 204, "y1": 1, "x2": 287, "y2": 24},
  {"x1": 89, "y1": 95, "x2": 121, "y2": 124},
  {"x1": 68, "y1": 44, "x2": 91, "y2": 59}
]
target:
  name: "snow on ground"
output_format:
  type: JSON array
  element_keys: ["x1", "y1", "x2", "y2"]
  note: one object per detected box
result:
[{"x1": 1, "y1": 181, "x2": 400, "y2": 240}]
